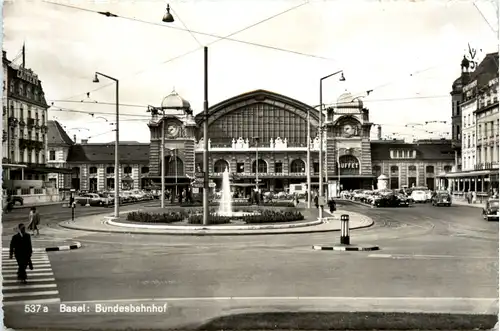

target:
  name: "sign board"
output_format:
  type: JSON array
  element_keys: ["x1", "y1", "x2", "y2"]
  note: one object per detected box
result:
[
  {"x1": 192, "y1": 183, "x2": 204, "y2": 188},
  {"x1": 17, "y1": 69, "x2": 39, "y2": 85},
  {"x1": 195, "y1": 172, "x2": 204, "y2": 177},
  {"x1": 209, "y1": 182, "x2": 216, "y2": 188},
  {"x1": 192, "y1": 188, "x2": 199, "y2": 194}
]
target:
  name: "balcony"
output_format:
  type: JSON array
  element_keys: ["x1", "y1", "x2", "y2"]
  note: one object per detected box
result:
[
  {"x1": 19, "y1": 138, "x2": 44, "y2": 150},
  {"x1": 8, "y1": 117, "x2": 18, "y2": 127},
  {"x1": 474, "y1": 162, "x2": 499, "y2": 170},
  {"x1": 27, "y1": 118, "x2": 35, "y2": 128}
]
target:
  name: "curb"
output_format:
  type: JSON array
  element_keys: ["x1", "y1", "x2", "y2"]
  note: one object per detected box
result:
[
  {"x1": 312, "y1": 244, "x2": 379, "y2": 251},
  {"x1": 2, "y1": 241, "x2": 82, "y2": 252},
  {"x1": 44, "y1": 241, "x2": 82, "y2": 252},
  {"x1": 105, "y1": 218, "x2": 323, "y2": 231},
  {"x1": 59, "y1": 217, "x2": 374, "y2": 236}
]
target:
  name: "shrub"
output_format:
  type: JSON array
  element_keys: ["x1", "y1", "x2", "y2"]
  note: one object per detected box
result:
[
  {"x1": 187, "y1": 214, "x2": 231, "y2": 225},
  {"x1": 126, "y1": 211, "x2": 186, "y2": 223},
  {"x1": 243, "y1": 210, "x2": 304, "y2": 224}
]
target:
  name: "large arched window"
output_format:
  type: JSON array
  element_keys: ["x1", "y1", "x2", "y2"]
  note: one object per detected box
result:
[
  {"x1": 290, "y1": 159, "x2": 306, "y2": 173},
  {"x1": 408, "y1": 165, "x2": 417, "y2": 172},
  {"x1": 252, "y1": 159, "x2": 267, "y2": 173},
  {"x1": 106, "y1": 166, "x2": 114, "y2": 174},
  {"x1": 444, "y1": 165, "x2": 452, "y2": 173},
  {"x1": 426, "y1": 165, "x2": 434, "y2": 174},
  {"x1": 167, "y1": 157, "x2": 184, "y2": 176},
  {"x1": 214, "y1": 159, "x2": 230, "y2": 173},
  {"x1": 124, "y1": 166, "x2": 132, "y2": 174},
  {"x1": 390, "y1": 166, "x2": 399, "y2": 175},
  {"x1": 89, "y1": 166, "x2": 97, "y2": 174},
  {"x1": 372, "y1": 165, "x2": 381, "y2": 176}
]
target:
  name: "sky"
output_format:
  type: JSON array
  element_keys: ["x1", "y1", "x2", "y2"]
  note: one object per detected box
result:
[{"x1": 3, "y1": 0, "x2": 499, "y2": 143}]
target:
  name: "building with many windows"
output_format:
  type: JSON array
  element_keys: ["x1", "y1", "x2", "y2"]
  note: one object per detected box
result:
[
  {"x1": 53, "y1": 89, "x2": 454, "y2": 195},
  {"x1": 440, "y1": 52, "x2": 499, "y2": 195}
]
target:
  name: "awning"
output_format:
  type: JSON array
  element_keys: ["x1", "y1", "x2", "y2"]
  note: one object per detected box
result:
[{"x1": 444, "y1": 169, "x2": 499, "y2": 178}]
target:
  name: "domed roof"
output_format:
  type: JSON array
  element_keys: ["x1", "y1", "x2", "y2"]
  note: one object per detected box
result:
[
  {"x1": 161, "y1": 89, "x2": 191, "y2": 110},
  {"x1": 336, "y1": 91, "x2": 363, "y2": 108}
]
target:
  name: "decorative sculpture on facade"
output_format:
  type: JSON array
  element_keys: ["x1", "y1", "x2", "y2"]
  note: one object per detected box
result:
[
  {"x1": 269, "y1": 138, "x2": 274, "y2": 148},
  {"x1": 232, "y1": 138, "x2": 236, "y2": 149}
]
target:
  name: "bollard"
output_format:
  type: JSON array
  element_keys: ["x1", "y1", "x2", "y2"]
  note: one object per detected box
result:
[
  {"x1": 71, "y1": 202, "x2": 76, "y2": 221},
  {"x1": 340, "y1": 214, "x2": 350, "y2": 245},
  {"x1": 85, "y1": 198, "x2": 90, "y2": 207}
]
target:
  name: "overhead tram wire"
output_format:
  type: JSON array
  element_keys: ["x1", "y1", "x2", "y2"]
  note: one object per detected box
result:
[{"x1": 45, "y1": 1, "x2": 317, "y2": 101}]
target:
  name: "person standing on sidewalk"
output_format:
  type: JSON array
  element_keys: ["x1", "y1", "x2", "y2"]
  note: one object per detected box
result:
[
  {"x1": 328, "y1": 198, "x2": 337, "y2": 214},
  {"x1": 9, "y1": 223, "x2": 33, "y2": 284},
  {"x1": 27, "y1": 207, "x2": 40, "y2": 237}
]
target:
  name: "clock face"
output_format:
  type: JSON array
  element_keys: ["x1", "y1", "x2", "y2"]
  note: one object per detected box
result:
[
  {"x1": 343, "y1": 124, "x2": 354, "y2": 136},
  {"x1": 167, "y1": 124, "x2": 180, "y2": 137}
]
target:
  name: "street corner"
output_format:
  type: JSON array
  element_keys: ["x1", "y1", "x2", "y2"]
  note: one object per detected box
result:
[{"x1": 312, "y1": 243, "x2": 380, "y2": 251}]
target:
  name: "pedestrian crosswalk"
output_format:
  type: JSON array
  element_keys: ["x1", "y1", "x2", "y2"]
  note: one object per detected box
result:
[{"x1": 2, "y1": 248, "x2": 60, "y2": 305}]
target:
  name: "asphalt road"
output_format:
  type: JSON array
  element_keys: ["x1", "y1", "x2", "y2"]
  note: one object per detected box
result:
[{"x1": 3, "y1": 201, "x2": 498, "y2": 330}]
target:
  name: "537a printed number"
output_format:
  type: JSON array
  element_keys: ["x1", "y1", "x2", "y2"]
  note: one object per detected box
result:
[{"x1": 25, "y1": 304, "x2": 49, "y2": 313}]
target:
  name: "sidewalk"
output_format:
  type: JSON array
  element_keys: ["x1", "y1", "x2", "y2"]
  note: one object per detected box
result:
[
  {"x1": 59, "y1": 209, "x2": 374, "y2": 235},
  {"x1": 451, "y1": 199, "x2": 486, "y2": 208}
]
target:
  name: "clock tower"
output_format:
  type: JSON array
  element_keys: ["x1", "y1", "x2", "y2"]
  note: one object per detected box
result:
[
  {"x1": 324, "y1": 92, "x2": 374, "y2": 191},
  {"x1": 147, "y1": 90, "x2": 196, "y2": 190}
]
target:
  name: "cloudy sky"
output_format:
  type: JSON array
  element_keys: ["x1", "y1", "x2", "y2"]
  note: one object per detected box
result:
[{"x1": 3, "y1": 0, "x2": 498, "y2": 143}]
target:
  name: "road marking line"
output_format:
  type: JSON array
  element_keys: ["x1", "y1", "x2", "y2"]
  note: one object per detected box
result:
[
  {"x1": 368, "y1": 254, "x2": 392, "y2": 258},
  {"x1": 2, "y1": 259, "x2": 50, "y2": 264},
  {"x1": 61, "y1": 296, "x2": 498, "y2": 304},
  {"x1": 3, "y1": 272, "x2": 54, "y2": 278},
  {"x1": 3, "y1": 298, "x2": 61, "y2": 306},
  {"x1": 3, "y1": 284, "x2": 57, "y2": 290},
  {"x1": 3, "y1": 269, "x2": 53, "y2": 275},
  {"x1": 2, "y1": 264, "x2": 52, "y2": 270},
  {"x1": 3, "y1": 290, "x2": 59, "y2": 298},
  {"x1": 3, "y1": 278, "x2": 55, "y2": 284}
]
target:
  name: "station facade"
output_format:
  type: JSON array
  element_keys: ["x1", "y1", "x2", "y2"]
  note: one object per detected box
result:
[{"x1": 54, "y1": 89, "x2": 455, "y2": 194}]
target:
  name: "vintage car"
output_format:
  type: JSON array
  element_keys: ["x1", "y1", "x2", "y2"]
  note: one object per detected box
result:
[
  {"x1": 482, "y1": 198, "x2": 499, "y2": 221},
  {"x1": 373, "y1": 192, "x2": 401, "y2": 207},
  {"x1": 76, "y1": 193, "x2": 114, "y2": 206},
  {"x1": 411, "y1": 190, "x2": 427, "y2": 203},
  {"x1": 396, "y1": 194, "x2": 410, "y2": 207},
  {"x1": 431, "y1": 191, "x2": 452, "y2": 207}
]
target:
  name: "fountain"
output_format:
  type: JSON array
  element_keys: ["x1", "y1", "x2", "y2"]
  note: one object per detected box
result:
[
  {"x1": 217, "y1": 168, "x2": 255, "y2": 218},
  {"x1": 218, "y1": 168, "x2": 233, "y2": 216}
]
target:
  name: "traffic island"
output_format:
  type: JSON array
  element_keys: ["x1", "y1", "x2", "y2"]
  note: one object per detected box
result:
[
  {"x1": 312, "y1": 244, "x2": 379, "y2": 251},
  {"x1": 59, "y1": 209, "x2": 374, "y2": 236},
  {"x1": 313, "y1": 214, "x2": 379, "y2": 251}
]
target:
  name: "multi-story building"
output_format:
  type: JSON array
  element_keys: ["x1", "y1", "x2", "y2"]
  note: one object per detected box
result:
[
  {"x1": 461, "y1": 79, "x2": 478, "y2": 170},
  {"x1": 441, "y1": 52, "x2": 499, "y2": 195},
  {"x1": 53, "y1": 89, "x2": 455, "y2": 194},
  {"x1": 2, "y1": 49, "x2": 70, "y2": 202}
]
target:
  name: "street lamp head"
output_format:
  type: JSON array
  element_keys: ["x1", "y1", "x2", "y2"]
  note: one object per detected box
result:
[
  {"x1": 93, "y1": 74, "x2": 99, "y2": 83},
  {"x1": 162, "y1": 4, "x2": 175, "y2": 23},
  {"x1": 339, "y1": 72, "x2": 346, "y2": 81}
]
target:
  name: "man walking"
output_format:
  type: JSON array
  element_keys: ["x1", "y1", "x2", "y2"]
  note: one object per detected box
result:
[
  {"x1": 28, "y1": 207, "x2": 40, "y2": 236},
  {"x1": 9, "y1": 223, "x2": 33, "y2": 284}
]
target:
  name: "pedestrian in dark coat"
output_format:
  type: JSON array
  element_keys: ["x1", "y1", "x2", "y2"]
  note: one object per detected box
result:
[
  {"x1": 314, "y1": 195, "x2": 319, "y2": 209},
  {"x1": 328, "y1": 199, "x2": 336, "y2": 214},
  {"x1": 9, "y1": 223, "x2": 33, "y2": 284}
]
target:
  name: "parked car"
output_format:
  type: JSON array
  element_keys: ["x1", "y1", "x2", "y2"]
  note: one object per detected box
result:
[
  {"x1": 482, "y1": 198, "x2": 499, "y2": 221},
  {"x1": 373, "y1": 192, "x2": 401, "y2": 207},
  {"x1": 411, "y1": 190, "x2": 427, "y2": 203},
  {"x1": 396, "y1": 194, "x2": 410, "y2": 207},
  {"x1": 76, "y1": 193, "x2": 113, "y2": 206},
  {"x1": 431, "y1": 191, "x2": 452, "y2": 207}
]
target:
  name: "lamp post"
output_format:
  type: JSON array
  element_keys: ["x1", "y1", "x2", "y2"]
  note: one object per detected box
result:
[
  {"x1": 254, "y1": 137, "x2": 259, "y2": 193},
  {"x1": 319, "y1": 70, "x2": 344, "y2": 220},
  {"x1": 93, "y1": 72, "x2": 119, "y2": 219},
  {"x1": 306, "y1": 108, "x2": 311, "y2": 208},
  {"x1": 203, "y1": 46, "x2": 209, "y2": 225}
]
